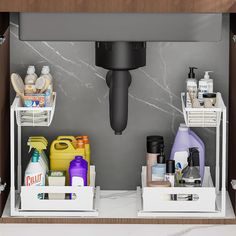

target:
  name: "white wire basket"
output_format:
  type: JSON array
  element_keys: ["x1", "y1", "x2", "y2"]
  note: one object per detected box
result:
[
  {"x1": 181, "y1": 92, "x2": 224, "y2": 127},
  {"x1": 11, "y1": 92, "x2": 56, "y2": 127}
]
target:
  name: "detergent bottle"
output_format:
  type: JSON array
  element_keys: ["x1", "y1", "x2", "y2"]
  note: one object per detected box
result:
[
  {"x1": 69, "y1": 156, "x2": 88, "y2": 199},
  {"x1": 170, "y1": 124, "x2": 205, "y2": 180},
  {"x1": 56, "y1": 136, "x2": 78, "y2": 149},
  {"x1": 24, "y1": 150, "x2": 46, "y2": 199}
]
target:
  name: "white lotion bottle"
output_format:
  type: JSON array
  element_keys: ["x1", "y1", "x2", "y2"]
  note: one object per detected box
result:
[
  {"x1": 205, "y1": 71, "x2": 214, "y2": 93},
  {"x1": 198, "y1": 71, "x2": 214, "y2": 104}
]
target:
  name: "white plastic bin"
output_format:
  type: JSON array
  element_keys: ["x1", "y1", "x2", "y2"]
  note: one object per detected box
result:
[
  {"x1": 20, "y1": 166, "x2": 97, "y2": 212},
  {"x1": 141, "y1": 166, "x2": 216, "y2": 213}
]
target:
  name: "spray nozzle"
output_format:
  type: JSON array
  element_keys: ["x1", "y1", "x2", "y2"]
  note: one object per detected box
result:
[
  {"x1": 204, "y1": 71, "x2": 213, "y2": 80},
  {"x1": 27, "y1": 137, "x2": 47, "y2": 154},
  {"x1": 188, "y1": 67, "x2": 198, "y2": 78}
]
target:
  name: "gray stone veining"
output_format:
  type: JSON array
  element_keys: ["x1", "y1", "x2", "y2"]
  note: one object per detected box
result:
[{"x1": 10, "y1": 14, "x2": 229, "y2": 190}]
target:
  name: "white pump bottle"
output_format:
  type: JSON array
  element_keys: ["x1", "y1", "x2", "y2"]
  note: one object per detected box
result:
[{"x1": 198, "y1": 71, "x2": 214, "y2": 103}]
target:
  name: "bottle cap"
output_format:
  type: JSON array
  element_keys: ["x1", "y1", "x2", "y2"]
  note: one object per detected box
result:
[
  {"x1": 166, "y1": 160, "x2": 175, "y2": 174},
  {"x1": 188, "y1": 67, "x2": 197, "y2": 78},
  {"x1": 147, "y1": 135, "x2": 163, "y2": 142},
  {"x1": 146, "y1": 136, "x2": 164, "y2": 154},
  {"x1": 203, "y1": 93, "x2": 216, "y2": 98},
  {"x1": 83, "y1": 136, "x2": 89, "y2": 144},
  {"x1": 77, "y1": 140, "x2": 85, "y2": 148},
  {"x1": 203, "y1": 71, "x2": 213, "y2": 80},
  {"x1": 31, "y1": 150, "x2": 39, "y2": 162},
  {"x1": 157, "y1": 154, "x2": 165, "y2": 164},
  {"x1": 179, "y1": 123, "x2": 189, "y2": 131},
  {"x1": 27, "y1": 65, "x2": 36, "y2": 75},
  {"x1": 75, "y1": 156, "x2": 83, "y2": 161},
  {"x1": 41, "y1": 66, "x2": 50, "y2": 75}
]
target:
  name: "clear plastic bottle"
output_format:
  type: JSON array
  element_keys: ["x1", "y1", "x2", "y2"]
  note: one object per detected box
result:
[
  {"x1": 182, "y1": 148, "x2": 201, "y2": 187},
  {"x1": 146, "y1": 136, "x2": 164, "y2": 185},
  {"x1": 186, "y1": 67, "x2": 198, "y2": 108},
  {"x1": 41, "y1": 66, "x2": 53, "y2": 106},
  {"x1": 24, "y1": 65, "x2": 38, "y2": 94},
  {"x1": 25, "y1": 65, "x2": 38, "y2": 84},
  {"x1": 152, "y1": 147, "x2": 166, "y2": 181}
]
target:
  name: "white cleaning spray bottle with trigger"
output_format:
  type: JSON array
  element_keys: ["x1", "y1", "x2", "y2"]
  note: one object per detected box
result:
[
  {"x1": 27, "y1": 138, "x2": 49, "y2": 172},
  {"x1": 24, "y1": 150, "x2": 46, "y2": 199}
]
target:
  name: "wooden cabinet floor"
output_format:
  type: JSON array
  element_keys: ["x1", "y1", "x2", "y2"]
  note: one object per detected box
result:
[{"x1": 1, "y1": 224, "x2": 236, "y2": 236}]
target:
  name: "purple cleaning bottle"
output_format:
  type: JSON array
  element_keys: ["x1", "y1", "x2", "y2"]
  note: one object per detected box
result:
[
  {"x1": 69, "y1": 156, "x2": 88, "y2": 198},
  {"x1": 170, "y1": 124, "x2": 205, "y2": 180}
]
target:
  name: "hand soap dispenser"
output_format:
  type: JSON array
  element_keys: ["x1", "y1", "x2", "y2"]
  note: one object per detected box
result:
[
  {"x1": 198, "y1": 71, "x2": 214, "y2": 103},
  {"x1": 186, "y1": 67, "x2": 198, "y2": 108}
]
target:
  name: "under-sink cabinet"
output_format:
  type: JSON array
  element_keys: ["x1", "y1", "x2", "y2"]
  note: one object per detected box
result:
[{"x1": 1, "y1": 2, "x2": 236, "y2": 224}]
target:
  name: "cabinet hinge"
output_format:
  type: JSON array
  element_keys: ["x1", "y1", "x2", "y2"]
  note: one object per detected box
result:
[
  {"x1": 233, "y1": 35, "x2": 236, "y2": 43},
  {"x1": 0, "y1": 35, "x2": 5, "y2": 45},
  {"x1": 0, "y1": 178, "x2": 6, "y2": 193}
]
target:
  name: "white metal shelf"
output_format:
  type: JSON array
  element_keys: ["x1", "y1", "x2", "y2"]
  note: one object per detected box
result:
[
  {"x1": 138, "y1": 92, "x2": 227, "y2": 217},
  {"x1": 10, "y1": 92, "x2": 99, "y2": 217}
]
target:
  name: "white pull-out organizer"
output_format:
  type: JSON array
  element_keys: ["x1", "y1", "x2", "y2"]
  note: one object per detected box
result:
[
  {"x1": 10, "y1": 93, "x2": 99, "y2": 217},
  {"x1": 138, "y1": 92, "x2": 227, "y2": 218}
]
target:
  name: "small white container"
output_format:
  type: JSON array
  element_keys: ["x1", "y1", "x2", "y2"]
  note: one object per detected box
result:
[{"x1": 47, "y1": 171, "x2": 66, "y2": 200}]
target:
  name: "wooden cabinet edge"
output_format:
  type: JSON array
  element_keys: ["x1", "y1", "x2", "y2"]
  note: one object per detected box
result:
[
  {"x1": 0, "y1": 0, "x2": 236, "y2": 13},
  {"x1": 1, "y1": 217, "x2": 236, "y2": 224}
]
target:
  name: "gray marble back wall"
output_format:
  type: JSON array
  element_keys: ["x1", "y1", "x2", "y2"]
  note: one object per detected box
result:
[{"x1": 10, "y1": 14, "x2": 229, "y2": 190}]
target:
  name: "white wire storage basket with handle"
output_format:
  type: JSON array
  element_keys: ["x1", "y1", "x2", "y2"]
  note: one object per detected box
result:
[
  {"x1": 12, "y1": 92, "x2": 56, "y2": 127},
  {"x1": 181, "y1": 92, "x2": 224, "y2": 127}
]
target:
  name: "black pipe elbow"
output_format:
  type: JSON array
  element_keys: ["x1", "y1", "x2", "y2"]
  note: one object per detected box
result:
[
  {"x1": 106, "y1": 71, "x2": 131, "y2": 135},
  {"x1": 95, "y1": 41, "x2": 146, "y2": 134}
]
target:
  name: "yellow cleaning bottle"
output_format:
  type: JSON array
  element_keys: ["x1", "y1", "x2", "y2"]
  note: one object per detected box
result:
[{"x1": 56, "y1": 136, "x2": 78, "y2": 149}]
